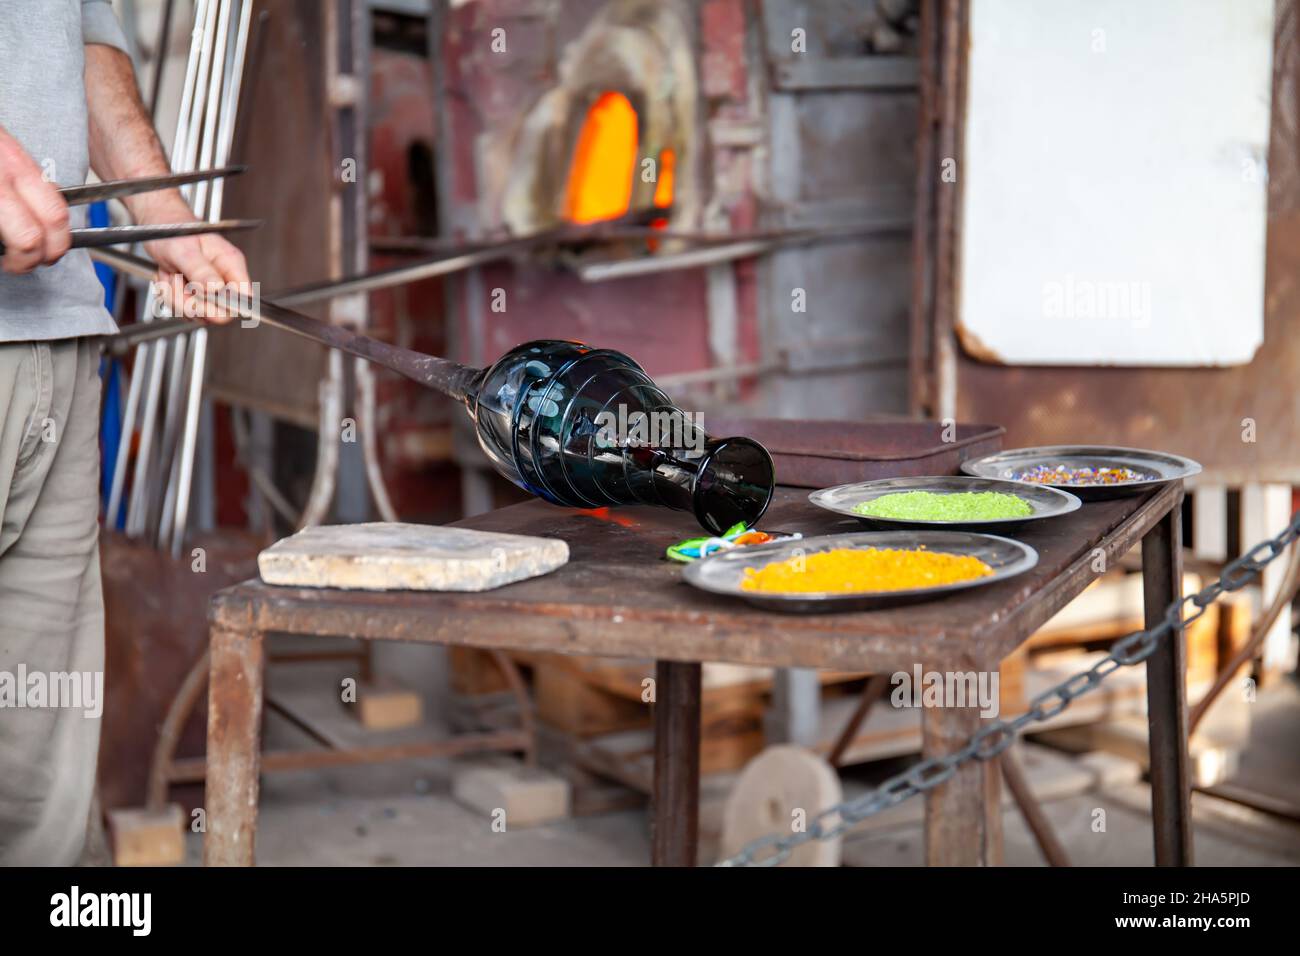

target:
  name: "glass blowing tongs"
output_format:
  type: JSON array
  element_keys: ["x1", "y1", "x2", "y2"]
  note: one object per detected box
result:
[{"x1": 0, "y1": 165, "x2": 259, "y2": 257}]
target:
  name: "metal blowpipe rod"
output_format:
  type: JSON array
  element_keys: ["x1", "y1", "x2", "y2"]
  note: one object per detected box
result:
[{"x1": 93, "y1": 247, "x2": 481, "y2": 402}]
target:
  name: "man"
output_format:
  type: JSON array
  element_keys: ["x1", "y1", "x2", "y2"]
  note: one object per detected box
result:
[{"x1": 0, "y1": 1, "x2": 249, "y2": 865}]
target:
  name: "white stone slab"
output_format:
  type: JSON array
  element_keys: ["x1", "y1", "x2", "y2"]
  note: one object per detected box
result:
[{"x1": 258, "y1": 522, "x2": 569, "y2": 592}]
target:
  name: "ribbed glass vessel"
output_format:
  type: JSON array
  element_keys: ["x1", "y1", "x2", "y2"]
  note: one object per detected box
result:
[{"x1": 465, "y1": 340, "x2": 774, "y2": 534}]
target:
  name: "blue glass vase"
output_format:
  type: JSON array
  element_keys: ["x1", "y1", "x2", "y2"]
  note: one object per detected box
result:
[{"x1": 463, "y1": 340, "x2": 774, "y2": 534}]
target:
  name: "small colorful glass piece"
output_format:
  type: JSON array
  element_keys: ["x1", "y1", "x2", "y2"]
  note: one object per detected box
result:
[
  {"x1": 1011, "y1": 463, "x2": 1153, "y2": 486},
  {"x1": 666, "y1": 522, "x2": 785, "y2": 562}
]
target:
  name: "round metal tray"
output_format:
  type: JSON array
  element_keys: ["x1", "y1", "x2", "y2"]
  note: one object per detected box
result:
[
  {"x1": 682, "y1": 530, "x2": 1039, "y2": 613},
  {"x1": 959, "y1": 445, "x2": 1202, "y2": 500},
  {"x1": 808, "y1": 475, "x2": 1080, "y2": 530}
]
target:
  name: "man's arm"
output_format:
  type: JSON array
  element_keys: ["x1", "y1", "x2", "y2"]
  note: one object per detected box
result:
[{"x1": 85, "y1": 44, "x2": 249, "y2": 322}]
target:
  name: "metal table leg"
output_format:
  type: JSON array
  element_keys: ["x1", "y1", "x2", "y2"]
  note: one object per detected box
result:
[
  {"x1": 203, "y1": 623, "x2": 266, "y2": 866},
  {"x1": 768, "y1": 667, "x2": 821, "y2": 746},
  {"x1": 1142, "y1": 502, "x2": 1193, "y2": 865},
  {"x1": 651, "y1": 660, "x2": 701, "y2": 866}
]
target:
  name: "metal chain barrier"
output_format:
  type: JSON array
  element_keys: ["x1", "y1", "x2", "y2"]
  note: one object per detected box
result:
[{"x1": 717, "y1": 510, "x2": 1300, "y2": 867}]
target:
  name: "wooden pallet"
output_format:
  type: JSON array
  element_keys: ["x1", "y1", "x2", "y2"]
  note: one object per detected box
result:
[{"x1": 450, "y1": 648, "x2": 868, "y2": 775}]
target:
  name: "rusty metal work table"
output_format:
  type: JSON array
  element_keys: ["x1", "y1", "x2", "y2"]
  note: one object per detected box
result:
[{"x1": 204, "y1": 480, "x2": 1190, "y2": 867}]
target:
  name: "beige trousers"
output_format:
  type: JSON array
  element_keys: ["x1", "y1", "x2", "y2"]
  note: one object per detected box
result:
[{"x1": 0, "y1": 339, "x2": 103, "y2": 866}]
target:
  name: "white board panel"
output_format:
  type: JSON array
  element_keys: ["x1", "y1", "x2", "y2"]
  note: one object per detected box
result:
[{"x1": 959, "y1": 0, "x2": 1273, "y2": 366}]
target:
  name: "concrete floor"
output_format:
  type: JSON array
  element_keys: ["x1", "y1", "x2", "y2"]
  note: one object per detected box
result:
[{"x1": 182, "y1": 669, "x2": 1300, "y2": 867}]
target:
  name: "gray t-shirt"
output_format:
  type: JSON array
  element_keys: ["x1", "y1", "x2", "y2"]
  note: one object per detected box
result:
[{"x1": 0, "y1": 0, "x2": 130, "y2": 342}]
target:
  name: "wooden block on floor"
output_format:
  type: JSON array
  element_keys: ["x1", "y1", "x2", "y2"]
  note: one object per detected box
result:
[
  {"x1": 451, "y1": 756, "x2": 571, "y2": 828},
  {"x1": 106, "y1": 804, "x2": 185, "y2": 867},
  {"x1": 354, "y1": 678, "x2": 423, "y2": 731}
]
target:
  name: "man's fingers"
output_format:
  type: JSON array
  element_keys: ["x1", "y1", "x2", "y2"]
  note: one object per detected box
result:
[
  {"x1": 10, "y1": 167, "x2": 70, "y2": 263},
  {"x1": 169, "y1": 242, "x2": 224, "y2": 288},
  {"x1": 0, "y1": 128, "x2": 69, "y2": 270},
  {"x1": 165, "y1": 241, "x2": 227, "y2": 321},
  {"x1": 203, "y1": 236, "x2": 250, "y2": 286},
  {"x1": 203, "y1": 243, "x2": 250, "y2": 324},
  {"x1": 0, "y1": 189, "x2": 46, "y2": 274},
  {"x1": 153, "y1": 271, "x2": 239, "y2": 325},
  {"x1": 150, "y1": 235, "x2": 253, "y2": 324}
]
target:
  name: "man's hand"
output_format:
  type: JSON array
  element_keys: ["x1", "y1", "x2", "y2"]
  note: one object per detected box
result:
[
  {"x1": 85, "y1": 45, "x2": 251, "y2": 324},
  {"x1": 140, "y1": 195, "x2": 251, "y2": 324},
  {"x1": 0, "y1": 125, "x2": 72, "y2": 274}
]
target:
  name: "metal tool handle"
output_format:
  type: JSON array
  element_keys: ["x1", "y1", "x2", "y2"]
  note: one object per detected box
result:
[
  {"x1": 0, "y1": 220, "x2": 260, "y2": 257},
  {"x1": 91, "y1": 247, "x2": 482, "y2": 402},
  {"x1": 59, "y1": 165, "x2": 247, "y2": 207}
]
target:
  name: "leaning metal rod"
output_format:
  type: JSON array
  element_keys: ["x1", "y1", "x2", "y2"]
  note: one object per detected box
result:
[
  {"x1": 98, "y1": 208, "x2": 693, "y2": 355},
  {"x1": 124, "y1": 309, "x2": 170, "y2": 535},
  {"x1": 147, "y1": 0, "x2": 226, "y2": 539},
  {"x1": 99, "y1": 242, "x2": 529, "y2": 354},
  {"x1": 124, "y1": 0, "x2": 219, "y2": 536},
  {"x1": 356, "y1": 356, "x2": 399, "y2": 523},
  {"x1": 278, "y1": 237, "x2": 537, "y2": 306},
  {"x1": 151, "y1": 333, "x2": 193, "y2": 539},
  {"x1": 230, "y1": 406, "x2": 299, "y2": 526},
  {"x1": 100, "y1": 216, "x2": 724, "y2": 355},
  {"x1": 209, "y1": 0, "x2": 253, "y2": 218},
  {"x1": 573, "y1": 225, "x2": 890, "y2": 282},
  {"x1": 192, "y1": 0, "x2": 235, "y2": 216},
  {"x1": 106, "y1": 0, "x2": 211, "y2": 527},
  {"x1": 154, "y1": 0, "x2": 235, "y2": 543},
  {"x1": 147, "y1": 0, "x2": 177, "y2": 118},
  {"x1": 268, "y1": 207, "x2": 680, "y2": 302},
  {"x1": 91, "y1": 248, "x2": 482, "y2": 402},
  {"x1": 298, "y1": 350, "x2": 343, "y2": 530},
  {"x1": 169, "y1": 0, "x2": 253, "y2": 556},
  {"x1": 159, "y1": 0, "x2": 245, "y2": 549},
  {"x1": 371, "y1": 219, "x2": 904, "y2": 256},
  {"x1": 157, "y1": 0, "x2": 235, "y2": 548}
]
